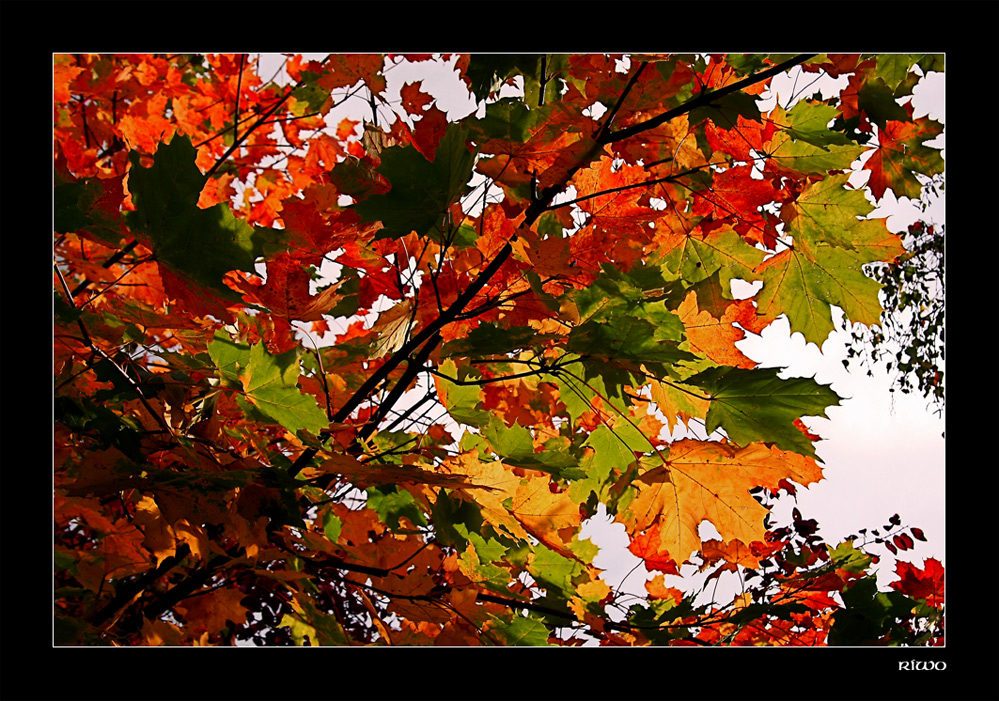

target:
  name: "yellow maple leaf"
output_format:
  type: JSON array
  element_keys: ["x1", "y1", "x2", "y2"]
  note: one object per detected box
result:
[{"x1": 618, "y1": 440, "x2": 822, "y2": 566}]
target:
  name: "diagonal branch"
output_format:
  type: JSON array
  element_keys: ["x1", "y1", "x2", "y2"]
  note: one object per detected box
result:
[{"x1": 597, "y1": 54, "x2": 817, "y2": 145}]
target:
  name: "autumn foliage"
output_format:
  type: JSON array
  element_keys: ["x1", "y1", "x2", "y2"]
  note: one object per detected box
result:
[{"x1": 54, "y1": 53, "x2": 944, "y2": 646}]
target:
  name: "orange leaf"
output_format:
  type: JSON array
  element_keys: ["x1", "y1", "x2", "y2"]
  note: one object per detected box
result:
[
  {"x1": 175, "y1": 588, "x2": 250, "y2": 634},
  {"x1": 318, "y1": 54, "x2": 387, "y2": 94},
  {"x1": 619, "y1": 440, "x2": 823, "y2": 565},
  {"x1": 676, "y1": 290, "x2": 757, "y2": 369}
]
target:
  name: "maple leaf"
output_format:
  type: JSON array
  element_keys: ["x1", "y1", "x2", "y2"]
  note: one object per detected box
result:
[
  {"x1": 889, "y1": 557, "x2": 945, "y2": 608},
  {"x1": 207, "y1": 331, "x2": 328, "y2": 435},
  {"x1": 175, "y1": 587, "x2": 250, "y2": 634},
  {"x1": 571, "y1": 158, "x2": 662, "y2": 238},
  {"x1": 400, "y1": 80, "x2": 434, "y2": 115},
  {"x1": 231, "y1": 253, "x2": 349, "y2": 322},
  {"x1": 477, "y1": 104, "x2": 601, "y2": 191},
  {"x1": 765, "y1": 102, "x2": 865, "y2": 176},
  {"x1": 124, "y1": 136, "x2": 280, "y2": 301},
  {"x1": 675, "y1": 291, "x2": 757, "y2": 369},
  {"x1": 783, "y1": 173, "x2": 902, "y2": 254},
  {"x1": 619, "y1": 440, "x2": 823, "y2": 566},
  {"x1": 316, "y1": 54, "x2": 387, "y2": 94},
  {"x1": 753, "y1": 244, "x2": 888, "y2": 347},
  {"x1": 444, "y1": 450, "x2": 583, "y2": 562},
  {"x1": 354, "y1": 123, "x2": 475, "y2": 242},
  {"x1": 863, "y1": 115, "x2": 945, "y2": 201},
  {"x1": 660, "y1": 224, "x2": 765, "y2": 292},
  {"x1": 685, "y1": 365, "x2": 839, "y2": 458}
]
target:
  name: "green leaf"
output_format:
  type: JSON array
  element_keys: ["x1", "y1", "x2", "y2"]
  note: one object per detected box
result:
[
  {"x1": 366, "y1": 485, "x2": 428, "y2": 531},
  {"x1": 464, "y1": 55, "x2": 542, "y2": 102},
  {"x1": 488, "y1": 613, "x2": 552, "y2": 646},
  {"x1": 430, "y1": 491, "x2": 484, "y2": 550},
  {"x1": 689, "y1": 90, "x2": 762, "y2": 128},
  {"x1": 785, "y1": 173, "x2": 893, "y2": 251},
  {"x1": 663, "y1": 227, "x2": 765, "y2": 292},
  {"x1": 322, "y1": 511, "x2": 342, "y2": 543},
  {"x1": 470, "y1": 97, "x2": 538, "y2": 143},
  {"x1": 912, "y1": 54, "x2": 944, "y2": 75},
  {"x1": 484, "y1": 417, "x2": 577, "y2": 475},
  {"x1": 566, "y1": 318, "x2": 694, "y2": 369},
  {"x1": 441, "y1": 322, "x2": 550, "y2": 359},
  {"x1": 874, "y1": 55, "x2": 914, "y2": 91},
  {"x1": 685, "y1": 366, "x2": 840, "y2": 458},
  {"x1": 207, "y1": 330, "x2": 250, "y2": 386},
  {"x1": 780, "y1": 101, "x2": 855, "y2": 148},
  {"x1": 755, "y1": 243, "x2": 888, "y2": 346},
  {"x1": 354, "y1": 123, "x2": 475, "y2": 242},
  {"x1": 828, "y1": 539, "x2": 873, "y2": 572},
  {"x1": 828, "y1": 577, "x2": 886, "y2": 645},
  {"x1": 568, "y1": 264, "x2": 693, "y2": 372},
  {"x1": 435, "y1": 359, "x2": 492, "y2": 427},
  {"x1": 583, "y1": 424, "x2": 641, "y2": 476},
  {"x1": 724, "y1": 54, "x2": 770, "y2": 77},
  {"x1": 214, "y1": 337, "x2": 328, "y2": 435},
  {"x1": 123, "y1": 136, "x2": 278, "y2": 300},
  {"x1": 858, "y1": 78, "x2": 909, "y2": 130},
  {"x1": 289, "y1": 70, "x2": 329, "y2": 117},
  {"x1": 725, "y1": 601, "x2": 810, "y2": 626},
  {"x1": 455, "y1": 525, "x2": 513, "y2": 593},
  {"x1": 527, "y1": 545, "x2": 582, "y2": 597},
  {"x1": 769, "y1": 103, "x2": 864, "y2": 174}
]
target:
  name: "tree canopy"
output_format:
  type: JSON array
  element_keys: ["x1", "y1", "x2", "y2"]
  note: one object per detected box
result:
[{"x1": 54, "y1": 52, "x2": 945, "y2": 647}]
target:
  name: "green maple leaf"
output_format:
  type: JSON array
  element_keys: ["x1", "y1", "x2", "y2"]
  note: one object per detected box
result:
[
  {"x1": 768, "y1": 102, "x2": 865, "y2": 174},
  {"x1": 488, "y1": 613, "x2": 552, "y2": 646},
  {"x1": 754, "y1": 174, "x2": 903, "y2": 344},
  {"x1": 874, "y1": 55, "x2": 916, "y2": 91},
  {"x1": 289, "y1": 69, "x2": 329, "y2": 116},
  {"x1": 484, "y1": 417, "x2": 577, "y2": 475},
  {"x1": 582, "y1": 424, "x2": 642, "y2": 477},
  {"x1": 784, "y1": 173, "x2": 896, "y2": 251},
  {"x1": 353, "y1": 123, "x2": 475, "y2": 242},
  {"x1": 463, "y1": 55, "x2": 543, "y2": 102},
  {"x1": 435, "y1": 359, "x2": 492, "y2": 427},
  {"x1": 441, "y1": 322, "x2": 552, "y2": 359},
  {"x1": 527, "y1": 545, "x2": 582, "y2": 599},
  {"x1": 857, "y1": 78, "x2": 910, "y2": 130},
  {"x1": 755, "y1": 243, "x2": 887, "y2": 347},
  {"x1": 124, "y1": 136, "x2": 279, "y2": 300},
  {"x1": 455, "y1": 525, "x2": 513, "y2": 593},
  {"x1": 685, "y1": 366, "x2": 840, "y2": 459},
  {"x1": 238, "y1": 341, "x2": 329, "y2": 435},
  {"x1": 208, "y1": 331, "x2": 328, "y2": 435},
  {"x1": 566, "y1": 263, "x2": 695, "y2": 378},
  {"x1": 663, "y1": 227, "x2": 765, "y2": 292},
  {"x1": 470, "y1": 97, "x2": 539, "y2": 143},
  {"x1": 780, "y1": 101, "x2": 856, "y2": 149}
]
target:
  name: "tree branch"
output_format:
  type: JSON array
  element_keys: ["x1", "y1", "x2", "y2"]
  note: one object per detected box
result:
[{"x1": 597, "y1": 54, "x2": 816, "y2": 145}]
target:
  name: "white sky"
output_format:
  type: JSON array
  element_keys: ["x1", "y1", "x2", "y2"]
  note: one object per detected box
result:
[{"x1": 252, "y1": 53, "x2": 946, "y2": 604}]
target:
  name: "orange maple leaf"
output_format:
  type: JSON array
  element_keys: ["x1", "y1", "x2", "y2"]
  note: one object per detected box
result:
[
  {"x1": 676, "y1": 290, "x2": 757, "y2": 369},
  {"x1": 619, "y1": 440, "x2": 823, "y2": 566}
]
